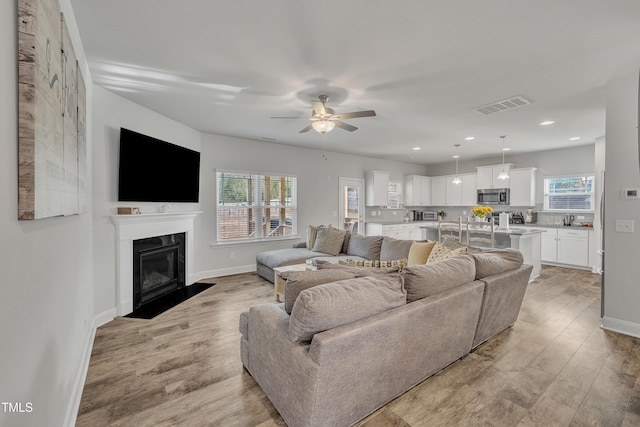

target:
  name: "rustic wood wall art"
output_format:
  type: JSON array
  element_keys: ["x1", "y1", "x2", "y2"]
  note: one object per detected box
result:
[{"x1": 17, "y1": 0, "x2": 87, "y2": 220}]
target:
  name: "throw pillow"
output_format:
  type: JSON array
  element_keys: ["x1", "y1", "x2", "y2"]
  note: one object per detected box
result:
[
  {"x1": 426, "y1": 242, "x2": 467, "y2": 263},
  {"x1": 316, "y1": 261, "x2": 402, "y2": 276},
  {"x1": 306, "y1": 225, "x2": 326, "y2": 249},
  {"x1": 402, "y1": 255, "x2": 476, "y2": 303},
  {"x1": 346, "y1": 234, "x2": 384, "y2": 260},
  {"x1": 407, "y1": 241, "x2": 437, "y2": 265},
  {"x1": 343, "y1": 258, "x2": 408, "y2": 269},
  {"x1": 380, "y1": 237, "x2": 414, "y2": 261},
  {"x1": 281, "y1": 269, "x2": 359, "y2": 314},
  {"x1": 288, "y1": 275, "x2": 406, "y2": 343},
  {"x1": 311, "y1": 227, "x2": 347, "y2": 256},
  {"x1": 471, "y1": 248, "x2": 523, "y2": 280}
]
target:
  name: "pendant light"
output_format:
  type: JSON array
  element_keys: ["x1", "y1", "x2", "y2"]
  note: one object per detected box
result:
[
  {"x1": 451, "y1": 144, "x2": 462, "y2": 185},
  {"x1": 497, "y1": 135, "x2": 510, "y2": 180}
]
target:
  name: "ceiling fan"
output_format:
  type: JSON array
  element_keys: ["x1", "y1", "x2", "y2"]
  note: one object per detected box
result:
[{"x1": 271, "y1": 95, "x2": 376, "y2": 134}]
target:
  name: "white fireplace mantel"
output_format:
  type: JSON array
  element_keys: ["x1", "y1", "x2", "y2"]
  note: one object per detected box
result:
[{"x1": 110, "y1": 211, "x2": 201, "y2": 316}]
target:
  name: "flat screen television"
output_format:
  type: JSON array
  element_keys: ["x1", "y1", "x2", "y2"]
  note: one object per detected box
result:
[{"x1": 118, "y1": 128, "x2": 201, "y2": 203}]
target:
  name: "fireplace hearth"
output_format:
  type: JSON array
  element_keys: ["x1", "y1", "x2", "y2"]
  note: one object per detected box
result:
[{"x1": 133, "y1": 233, "x2": 185, "y2": 310}]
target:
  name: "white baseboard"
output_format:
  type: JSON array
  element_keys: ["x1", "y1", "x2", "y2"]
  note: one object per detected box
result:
[
  {"x1": 601, "y1": 316, "x2": 640, "y2": 339},
  {"x1": 95, "y1": 307, "x2": 118, "y2": 327},
  {"x1": 190, "y1": 264, "x2": 255, "y2": 283},
  {"x1": 63, "y1": 319, "x2": 97, "y2": 427}
]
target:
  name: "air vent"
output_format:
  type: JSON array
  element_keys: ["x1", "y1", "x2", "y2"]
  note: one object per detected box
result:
[{"x1": 475, "y1": 96, "x2": 531, "y2": 115}]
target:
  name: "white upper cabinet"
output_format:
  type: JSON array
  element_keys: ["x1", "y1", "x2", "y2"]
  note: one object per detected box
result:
[
  {"x1": 509, "y1": 167, "x2": 537, "y2": 206},
  {"x1": 430, "y1": 176, "x2": 447, "y2": 206},
  {"x1": 476, "y1": 164, "x2": 513, "y2": 189},
  {"x1": 461, "y1": 174, "x2": 478, "y2": 206},
  {"x1": 446, "y1": 176, "x2": 463, "y2": 206},
  {"x1": 403, "y1": 175, "x2": 431, "y2": 206},
  {"x1": 365, "y1": 171, "x2": 390, "y2": 206}
]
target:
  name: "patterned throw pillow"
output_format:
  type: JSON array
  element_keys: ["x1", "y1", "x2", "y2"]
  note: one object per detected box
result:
[
  {"x1": 343, "y1": 258, "x2": 408, "y2": 269},
  {"x1": 306, "y1": 225, "x2": 326, "y2": 249},
  {"x1": 426, "y1": 242, "x2": 467, "y2": 263}
]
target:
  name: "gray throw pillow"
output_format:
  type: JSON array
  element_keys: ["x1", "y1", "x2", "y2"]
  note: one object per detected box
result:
[
  {"x1": 380, "y1": 237, "x2": 414, "y2": 261},
  {"x1": 346, "y1": 234, "x2": 384, "y2": 259},
  {"x1": 288, "y1": 275, "x2": 406, "y2": 343},
  {"x1": 281, "y1": 269, "x2": 359, "y2": 314},
  {"x1": 311, "y1": 228, "x2": 346, "y2": 256},
  {"x1": 402, "y1": 255, "x2": 476, "y2": 303}
]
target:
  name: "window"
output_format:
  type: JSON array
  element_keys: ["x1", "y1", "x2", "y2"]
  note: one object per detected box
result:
[
  {"x1": 543, "y1": 175, "x2": 594, "y2": 211},
  {"x1": 216, "y1": 171, "x2": 297, "y2": 242}
]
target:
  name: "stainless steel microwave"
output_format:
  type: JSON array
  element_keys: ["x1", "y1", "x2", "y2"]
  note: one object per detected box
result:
[{"x1": 477, "y1": 188, "x2": 510, "y2": 205}]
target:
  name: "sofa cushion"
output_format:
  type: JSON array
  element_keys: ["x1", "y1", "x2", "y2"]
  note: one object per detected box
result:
[
  {"x1": 471, "y1": 248, "x2": 524, "y2": 280},
  {"x1": 288, "y1": 275, "x2": 406, "y2": 343},
  {"x1": 281, "y1": 269, "x2": 359, "y2": 314},
  {"x1": 346, "y1": 234, "x2": 384, "y2": 260},
  {"x1": 312, "y1": 227, "x2": 347, "y2": 256},
  {"x1": 402, "y1": 255, "x2": 476, "y2": 303},
  {"x1": 407, "y1": 241, "x2": 437, "y2": 265},
  {"x1": 380, "y1": 237, "x2": 414, "y2": 261},
  {"x1": 426, "y1": 241, "x2": 467, "y2": 263},
  {"x1": 256, "y1": 248, "x2": 332, "y2": 269}
]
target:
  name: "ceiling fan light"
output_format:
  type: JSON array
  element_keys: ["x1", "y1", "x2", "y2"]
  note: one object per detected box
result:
[{"x1": 312, "y1": 120, "x2": 335, "y2": 134}]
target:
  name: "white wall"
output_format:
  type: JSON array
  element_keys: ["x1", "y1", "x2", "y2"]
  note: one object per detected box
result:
[
  {"x1": 194, "y1": 134, "x2": 427, "y2": 279},
  {"x1": 602, "y1": 71, "x2": 640, "y2": 337},
  {"x1": 0, "y1": 1, "x2": 94, "y2": 426},
  {"x1": 91, "y1": 86, "x2": 201, "y2": 322}
]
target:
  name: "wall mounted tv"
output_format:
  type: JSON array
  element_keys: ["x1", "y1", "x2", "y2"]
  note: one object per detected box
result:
[{"x1": 118, "y1": 128, "x2": 201, "y2": 203}]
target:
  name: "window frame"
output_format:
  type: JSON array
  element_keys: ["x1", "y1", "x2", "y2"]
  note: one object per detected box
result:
[
  {"x1": 215, "y1": 170, "x2": 298, "y2": 244},
  {"x1": 543, "y1": 173, "x2": 595, "y2": 212}
]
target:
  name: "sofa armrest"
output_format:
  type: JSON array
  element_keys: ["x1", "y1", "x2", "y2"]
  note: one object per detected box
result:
[
  {"x1": 293, "y1": 241, "x2": 307, "y2": 248},
  {"x1": 472, "y1": 264, "x2": 533, "y2": 348}
]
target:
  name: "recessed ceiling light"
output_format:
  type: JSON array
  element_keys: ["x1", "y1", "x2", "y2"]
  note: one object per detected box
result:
[
  {"x1": 502, "y1": 147, "x2": 511, "y2": 151},
  {"x1": 465, "y1": 136, "x2": 475, "y2": 141},
  {"x1": 540, "y1": 120, "x2": 555, "y2": 126},
  {"x1": 452, "y1": 155, "x2": 460, "y2": 158},
  {"x1": 569, "y1": 137, "x2": 581, "y2": 141},
  {"x1": 412, "y1": 147, "x2": 421, "y2": 151}
]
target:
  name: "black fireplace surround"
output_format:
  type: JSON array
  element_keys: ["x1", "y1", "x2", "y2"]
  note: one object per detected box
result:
[{"x1": 133, "y1": 232, "x2": 186, "y2": 310}]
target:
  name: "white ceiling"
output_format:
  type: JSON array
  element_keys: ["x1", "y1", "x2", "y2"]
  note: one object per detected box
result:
[{"x1": 70, "y1": 0, "x2": 640, "y2": 165}]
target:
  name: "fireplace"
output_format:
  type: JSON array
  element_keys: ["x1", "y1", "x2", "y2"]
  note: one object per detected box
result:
[{"x1": 133, "y1": 233, "x2": 185, "y2": 310}]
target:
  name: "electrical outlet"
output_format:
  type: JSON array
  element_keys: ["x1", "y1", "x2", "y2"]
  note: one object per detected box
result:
[
  {"x1": 577, "y1": 215, "x2": 585, "y2": 220},
  {"x1": 332, "y1": 211, "x2": 337, "y2": 217},
  {"x1": 615, "y1": 219, "x2": 634, "y2": 233}
]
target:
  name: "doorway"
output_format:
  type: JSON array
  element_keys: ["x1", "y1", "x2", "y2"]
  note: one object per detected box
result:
[{"x1": 339, "y1": 177, "x2": 364, "y2": 235}]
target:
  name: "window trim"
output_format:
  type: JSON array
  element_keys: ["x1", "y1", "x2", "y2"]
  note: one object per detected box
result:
[
  {"x1": 543, "y1": 173, "x2": 595, "y2": 212},
  {"x1": 215, "y1": 169, "x2": 298, "y2": 243}
]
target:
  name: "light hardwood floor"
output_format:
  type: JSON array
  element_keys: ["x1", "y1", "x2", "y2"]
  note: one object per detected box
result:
[{"x1": 76, "y1": 266, "x2": 640, "y2": 426}]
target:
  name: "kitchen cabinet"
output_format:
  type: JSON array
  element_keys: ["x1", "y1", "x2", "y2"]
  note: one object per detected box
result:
[
  {"x1": 446, "y1": 176, "x2": 463, "y2": 206},
  {"x1": 461, "y1": 174, "x2": 478, "y2": 206},
  {"x1": 509, "y1": 167, "x2": 537, "y2": 206},
  {"x1": 476, "y1": 164, "x2": 513, "y2": 189},
  {"x1": 365, "y1": 171, "x2": 390, "y2": 206},
  {"x1": 396, "y1": 223, "x2": 412, "y2": 240},
  {"x1": 365, "y1": 223, "x2": 395, "y2": 237},
  {"x1": 409, "y1": 223, "x2": 423, "y2": 240},
  {"x1": 540, "y1": 227, "x2": 590, "y2": 268},
  {"x1": 430, "y1": 176, "x2": 447, "y2": 206},
  {"x1": 388, "y1": 180, "x2": 403, "y2": 208},
  {"x1": 404, "y1": 175, "x2": 431, "y2": 206}
]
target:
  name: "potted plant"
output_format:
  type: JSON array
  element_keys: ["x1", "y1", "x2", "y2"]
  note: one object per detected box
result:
[{"x1": 437, "y1": 210, "x2": 446, "y2": 220}]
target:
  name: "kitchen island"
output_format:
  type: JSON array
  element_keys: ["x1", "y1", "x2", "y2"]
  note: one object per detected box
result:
[{"x1": 419, "y1": 223, "x2": 544, "y2": 281}]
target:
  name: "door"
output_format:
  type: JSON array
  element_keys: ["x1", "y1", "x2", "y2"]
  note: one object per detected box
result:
[{"x1": 339, "y1": 178, "x2": 364, "y2": 235}]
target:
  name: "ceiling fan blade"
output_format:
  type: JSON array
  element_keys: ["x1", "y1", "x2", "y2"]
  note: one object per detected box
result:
[
  {"x1": 310, "y1": 101, "x2": 326, "y2": 117},
  {"x1": 333, "y1": 120, "x2": 358, "y2": 132},
  {"x1": 299, "y1": 125, "x2": 313, "y2": 133},
  {"x1": 332, "y1": 110, "x2": 377, "y2": 120}
]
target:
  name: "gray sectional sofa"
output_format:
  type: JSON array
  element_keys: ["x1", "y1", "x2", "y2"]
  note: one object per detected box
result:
[
  {"x1": 241, "y1": 247, "x2": 532, "y2": 427},
  {"x1": 256, "y1": 228, "x2": 413, "y2": 283}
]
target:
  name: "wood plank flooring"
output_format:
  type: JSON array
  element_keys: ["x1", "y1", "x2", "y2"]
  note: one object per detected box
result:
[{"x1": 76, "y1": 266, "x2": 640, "y2": 426}]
